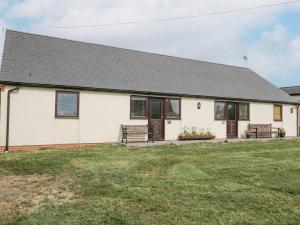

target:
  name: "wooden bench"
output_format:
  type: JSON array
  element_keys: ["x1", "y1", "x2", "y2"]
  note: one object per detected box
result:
[
  {"x1": 121, "y1": 124, "x2": 154, "y2": 144},
  {"x1": 249, "y1": 124, "x2": 280, "y2": 139}
]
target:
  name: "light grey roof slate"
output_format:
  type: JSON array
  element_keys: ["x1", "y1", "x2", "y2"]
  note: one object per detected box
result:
[
  {"x1": 281, "y1": 86, "x2": 300, "y2": 96},
  {"x1": 0, "y1": 30, "x2": 296, "y2": 104}
]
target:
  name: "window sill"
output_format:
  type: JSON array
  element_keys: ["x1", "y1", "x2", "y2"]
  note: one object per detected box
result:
[
  {"x1": 55, "y1": 116, "x2": 79, "y2": 119},
  {"x1": 130, "y1": 117, "x2": 148, "y2": 120}
]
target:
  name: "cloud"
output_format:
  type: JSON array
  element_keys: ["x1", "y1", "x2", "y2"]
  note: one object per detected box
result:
[
  {"x1": 5, "y1": 0, "x2": 56, "y2": 20},
  {"x1": 0, "y1": 20, "x2": 7, "y2": 64},
  {"x1": 1, "y1": 0, "x2": 300, "y2": 84},
  {"x1": 290, "y1": 37, "x2": 300, "y2": 62},
  {"x1": 0, "y1": 0, "x2": 10, "y2": 11},
  {"x1": 246, "y1": 24, "x2": 300, "y2": 78}
]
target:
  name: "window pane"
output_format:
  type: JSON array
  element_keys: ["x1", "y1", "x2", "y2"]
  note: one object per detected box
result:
[
  {"x1": 151, "y1": 99, "x2": 162, "y2": 119},
  {"x1": 227, "y1": 103, "x2": 236, "y2": 120},
  {"x1": 239, "y1": 103, "x2": 249, "y2": 120},
  {"x1": 56, "y1": 92, "x2": 78, "y2": 117},
  {"x1": 166, "y1": 99, "x2": 180, "y2": 119},
  {"x1": 215, "y1": 102, "x2": 226, "y2": 120},
  {"x1": 131, "y1": 97, "x2": 147, "y2": 118},
  {"x1": 274, "y1": 105, "x2": 282, "y2": 121}
]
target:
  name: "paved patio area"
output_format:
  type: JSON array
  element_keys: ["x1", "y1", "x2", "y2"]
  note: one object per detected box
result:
[{"x1": 125, "y1": 137, "x2": 300, "y2": 148}]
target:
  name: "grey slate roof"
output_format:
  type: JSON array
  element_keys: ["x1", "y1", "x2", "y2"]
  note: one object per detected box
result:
[
  {"x1": 281, "y1": 86, "x2": 300, "y2": 96},
  {"x1": 0, "y1": 30, "x2": 296, "y2": 104}
]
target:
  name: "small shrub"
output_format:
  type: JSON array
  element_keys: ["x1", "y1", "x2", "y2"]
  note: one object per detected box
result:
[{"x1": 178, "y1": 127, "x2": 215, "y2": 140}]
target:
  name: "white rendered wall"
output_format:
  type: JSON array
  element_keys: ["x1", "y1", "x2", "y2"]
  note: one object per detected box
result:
[
  {"x1": 165, "y1": 99, "x2": 297, "y2": 140},
  {"x1": 0, "y1": 86, "x2": 297, "y2": 146},
  {"x1": 291, "y1": 95, "x2": 300, "y2": 136},
  {"x1": 164, "y1": 98, "x2": 226, "y2": 140},
  {"x1": 0, "y1": 86, "x2": 147, "y2": 146}
]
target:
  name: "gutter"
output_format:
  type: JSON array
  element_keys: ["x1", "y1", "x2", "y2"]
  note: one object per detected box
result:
[{"x1": 5, "y1": 86, "x2": 20, "y2": 152}]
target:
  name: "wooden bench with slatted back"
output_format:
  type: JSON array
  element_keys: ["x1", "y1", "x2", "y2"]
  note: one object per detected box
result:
[
  {"x1": 121, "y1": 125, "x2": 154, "y2": 143},
  {"x1": 249, "y1": 124, "x2": 280, "y2": 139}
]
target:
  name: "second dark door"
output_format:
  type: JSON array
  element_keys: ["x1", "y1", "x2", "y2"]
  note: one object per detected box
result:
[
  {"x1": 149, "y1": 98, "x2": 164, "y2": 141},
  {"x1": 227, "y1": 103, "x2": 238, "y2": 138}
]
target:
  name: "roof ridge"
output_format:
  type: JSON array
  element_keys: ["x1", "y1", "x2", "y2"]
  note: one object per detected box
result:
[{"x1": 6, "y1": 29, "x2": 248, "y2": 70}]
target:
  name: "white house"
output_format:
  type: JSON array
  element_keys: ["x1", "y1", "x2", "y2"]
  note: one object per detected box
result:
[
  {"x1": 0, "y1": 30, "x2": 298, "y2": 150},
  {"x1": 281, "y1": 86, "x2": 300, "y2": 136}
]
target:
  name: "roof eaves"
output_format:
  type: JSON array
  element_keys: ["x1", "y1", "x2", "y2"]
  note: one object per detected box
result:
[{"x1": 1, "y1": 80, "x2": 298, "y2": 105}]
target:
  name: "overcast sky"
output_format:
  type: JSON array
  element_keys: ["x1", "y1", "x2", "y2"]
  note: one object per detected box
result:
[{"x1": 0, "y1": 0, "x2": 300, "y2": 87}]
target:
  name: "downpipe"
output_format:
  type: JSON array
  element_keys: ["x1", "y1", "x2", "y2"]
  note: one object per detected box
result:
[
  {"x1": 5, "y1": 86, "x2": 20, "y2": 152},
  {"x1": 297, "y1": 105, "x2": 300, "y2": 137}
]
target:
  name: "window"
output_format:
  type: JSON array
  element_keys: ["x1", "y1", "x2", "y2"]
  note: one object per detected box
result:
[
  {"x1": 227, "y1": 103, "x2": 236, "y2": 120},
  {"x1": 130, "y1": 96, "x2": 147, "y2": 119},
  {"x1": 274, "y1": 104, "x2": 282, "y2": 121},
  {"x1": 55, "y1": 91, "x2": 79, "y2": 118},
  {"x1": 239, "y1": 103, "x2": 250, "y2": 120},
  {"x1": 215, "y1": 102, "x2": 226, "y2": 120},
  {"x1": 165, "y1": 98, "x2": 181, "y2": 119}
]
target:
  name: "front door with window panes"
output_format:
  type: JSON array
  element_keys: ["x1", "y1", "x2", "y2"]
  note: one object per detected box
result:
[
  {"x1": 227, "y1": 103, "x2": 238, "y2": 138},
  {"x1": 148, "y1": 98, "x2": 164, "y2": 141}
]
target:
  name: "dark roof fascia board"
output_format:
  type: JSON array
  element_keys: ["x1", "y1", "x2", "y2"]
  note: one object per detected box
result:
[
  {"x1": 281, "y1": 85, "x2": 300, "y2": 89},
  {"x1": 1, "y1": 81, "x2": 298, "y2": 105},
  {"x1": 280, "y1": 86, "x2": 300, "y2": 96}
]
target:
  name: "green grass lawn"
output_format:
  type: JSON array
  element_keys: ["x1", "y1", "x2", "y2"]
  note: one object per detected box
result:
[{"x1": 0, "y1": 140, "x2": 300, "y2": 225}]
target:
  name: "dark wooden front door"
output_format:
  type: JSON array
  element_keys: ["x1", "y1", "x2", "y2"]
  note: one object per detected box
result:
[
  {"x1": 227, "y1": 103, "x2": 238, "y2": 138},
  {"x1": 149, "y1": 98, "x2": 164, "y2": 141}
]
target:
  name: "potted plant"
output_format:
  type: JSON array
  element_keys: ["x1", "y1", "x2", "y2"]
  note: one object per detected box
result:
[
  {"x1": 245, "y1": 128, "x2": 251, "y2": 139},
  {"x1": 278, "y1": 128, "x2": 286, "y2": 138},
  {"x1": 178, "y1": 128, "x2": 215, "y2": 141}
]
